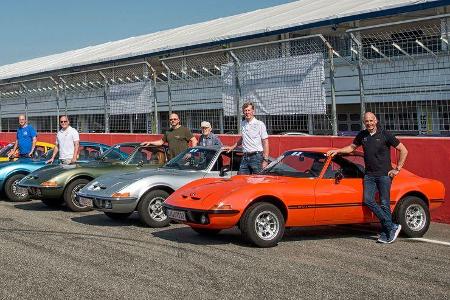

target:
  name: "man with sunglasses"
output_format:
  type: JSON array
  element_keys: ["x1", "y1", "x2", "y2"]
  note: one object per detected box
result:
[
  {"x1": 47, "y1": 115, "x2": 80, "y2": 165},
  {"x1": 141, "y1": 113, "x2": 197, "y2": 159}
]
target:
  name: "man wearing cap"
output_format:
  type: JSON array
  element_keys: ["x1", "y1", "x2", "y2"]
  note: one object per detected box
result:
[{"x1": 198, "y1": 121, "x2": 222, "y2": 148}]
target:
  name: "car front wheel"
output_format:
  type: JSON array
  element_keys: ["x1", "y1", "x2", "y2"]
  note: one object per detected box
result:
[
  {"x1": 137, "y1": 190, "x2": 170, "y2": 227},
  {"x1": 394, "y1": 196, "x2": 430, "y2": 238},
  {"x1": 64, "y1": 178, "x2": 91, "y2": 212},
  {"x1": 239, "y1": 202, "x2": 285, "y2": 248},
  {"x1": 5, "y1": 174, "x2": 30, "y2": 202}
]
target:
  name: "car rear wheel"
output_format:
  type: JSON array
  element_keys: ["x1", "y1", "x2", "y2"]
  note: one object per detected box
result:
[
  {"x1": 5, "y1": 174, "x2": 30, "y2": 202},
  {"x1": 239, "y1": 202, "x2": 285, "y2": 248},
  {"x1": 104, "y1": 212, "x2": 133, "y2": 220},
  {"x1": 394, "y1": 196, "x2": 430, "y2": 238},
  {"x1": 137, "y1": 190, "x2": 170, "y2": 227},
  {"x1": 41, "y1": 198, "x2": 64, "y2": 207},
  {"x1": 63, "y1": 178, "x2": 91, "y2": 212},
  {"x1": 191, "y1": 228, "x2": 221, "y2": 236}
]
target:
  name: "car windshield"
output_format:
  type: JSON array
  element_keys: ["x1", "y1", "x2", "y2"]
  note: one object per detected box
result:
[
  {"x1": 124, "y1": 146, "x2": 167, "y2": 166},
  {"x1": 164, "y1": 148, "x2": 217, "y2": 171},
  {"x1": 0, "y1": 144, "x2": 13, "y2": 157},
  {"x1": 99, "y1": 144, "x2": 137, "y2": 162},
  {"x1": 261, "y1": 151, "x2": 327, "y2": 178}
]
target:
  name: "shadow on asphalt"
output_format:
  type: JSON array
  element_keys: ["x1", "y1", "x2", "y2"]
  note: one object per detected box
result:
[
  {"x1": 71, "y1": 213, "x2": 143, "y2": 227},
  {"x1": 152, "y1": 224, "x2": 378, "y2": 246},
  {"x1": 13, "y1": 200, "x2": 72, "y2": 212}
]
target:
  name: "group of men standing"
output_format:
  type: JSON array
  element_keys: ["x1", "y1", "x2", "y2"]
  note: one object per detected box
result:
[
  {"x1": 10, "y1": 114, "x2": 79, "y2": 165},
  {"x1": 11, "y1": 104, "x2": 408, "y2": 244}
]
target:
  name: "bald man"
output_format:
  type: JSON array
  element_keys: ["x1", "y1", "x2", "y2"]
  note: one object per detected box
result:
[
  {"x1": 141, "y1": 113, "x2": 197, "y2": 159},
  {"x1": 9, "y1": 114, "x2": 37, "y2": 159},
  {"x1": 327, "y1": 112, "x2": 408, "y2": 244}
]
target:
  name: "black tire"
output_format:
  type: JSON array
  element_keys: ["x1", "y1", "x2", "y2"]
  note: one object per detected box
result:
[
  {"x1": 104, "y1": 212, "x2": 133, "y2": 220},
  {"x1": 41, "y1": 198, "x2": 64, "y2": 207},
  {"x1": 63, "y1": 178, "x2": 91, "y2": 212},
  {"x1": 137, "y1": 190, "x2": 170, "y2": 227},
  {"x1": 191, "y1": 228, "x2": 221, "y2": 236},
  {"x1": 394, "y1": 196, "x2": 430, "y2": 238},
  {"x1": 4, "y1": 174, "x2": 30, "y2": 202},
  {"x1": 239, "y1": 202, "x2": 285, "y2": 248}
]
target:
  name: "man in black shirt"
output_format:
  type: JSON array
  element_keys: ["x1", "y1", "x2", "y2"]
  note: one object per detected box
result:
[{"x1": 327, "y1": 112, "x2": 408, "y2": 244}]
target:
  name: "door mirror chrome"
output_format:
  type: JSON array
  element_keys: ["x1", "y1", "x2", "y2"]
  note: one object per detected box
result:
[
  {"x1": 220, "y1": 166, "x2": 230, "y2": 177},
  {"x1": 335, "y1": 170, "x2": 344, "y2": 184}
]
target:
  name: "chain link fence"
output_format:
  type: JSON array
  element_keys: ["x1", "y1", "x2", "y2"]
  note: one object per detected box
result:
[{"x1": 1, "y1": 14, "x2": 449, "y2": 136}]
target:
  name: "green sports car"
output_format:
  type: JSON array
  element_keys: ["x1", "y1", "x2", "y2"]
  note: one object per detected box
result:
[{"x1": 19, "y1": 142, "x2": 168, "y2": 212}]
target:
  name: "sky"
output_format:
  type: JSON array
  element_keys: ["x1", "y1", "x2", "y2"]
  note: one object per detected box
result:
[{"x1": 0, "y1": 0, "x2": 293, "y2": 66}]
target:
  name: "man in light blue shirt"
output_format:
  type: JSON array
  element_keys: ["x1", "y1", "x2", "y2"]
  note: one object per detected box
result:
[
  {"x1": 10, "y1": 114, "x2": 37, "y2": 159},
  {"x1": 198, "y1": 121, "x2": 222, "y2": 149}
]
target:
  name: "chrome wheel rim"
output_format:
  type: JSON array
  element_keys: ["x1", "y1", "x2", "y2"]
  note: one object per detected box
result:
[
  {"x1": 148, "y1": 197, "x2": 167, "y2": 221},
  {"x1": 12, "y1": 179, "x2": 28, "y2": 199},
  {"x1": 405, "y1": 204, "x2": 426, "y2": 231},
  {"x1": 71, "y1": 183, "x2": 87, "y2": 208},
  {"x1": 255, "y1": 210, "x2": 279, "y2": 241}
]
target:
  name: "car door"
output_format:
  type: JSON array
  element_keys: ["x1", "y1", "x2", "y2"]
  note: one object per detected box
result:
[{"x1": 314, "y1": 155, "x2": 371, "y2": 224}]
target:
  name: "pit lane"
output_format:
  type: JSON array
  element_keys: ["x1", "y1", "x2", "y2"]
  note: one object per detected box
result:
[{"x1": 0, "y1": 199, "x2": 448, "y2": 299}]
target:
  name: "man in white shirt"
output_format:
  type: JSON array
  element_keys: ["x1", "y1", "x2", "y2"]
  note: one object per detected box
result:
[
  {"x1": 226, "y1": 102, "x2": 269, "y2": 174},
  {"x1": 47, "y1": 115, "x2": 80, "y2": 165}
]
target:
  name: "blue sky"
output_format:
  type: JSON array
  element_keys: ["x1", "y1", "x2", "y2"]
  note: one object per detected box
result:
[{"x1": 0, "y1": 0, "x2": 292, "y2": 66}]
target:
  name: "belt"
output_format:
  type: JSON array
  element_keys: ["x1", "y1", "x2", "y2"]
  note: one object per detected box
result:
[{"x1": 243, "y1": 151, "x2": 262, "y2": 157}]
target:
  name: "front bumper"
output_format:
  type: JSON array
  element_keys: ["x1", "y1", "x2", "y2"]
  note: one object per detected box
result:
[
  {"x1": 163, "y1": 203, "x2": 240, "y2": 229},
  {"x1": 22, "y1": 184, "x2": 64, "y2": 199},
  {"x1": 77, "y1": 192, "x2": 138, "y2": 213}
]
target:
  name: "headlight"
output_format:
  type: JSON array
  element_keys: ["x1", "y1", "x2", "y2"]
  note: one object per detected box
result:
[
  {"x1": 111, "y1": 192, "x2": 131, "y2": 198},
  {"x1": 41, "y1": 181, "x2": 58, "y2": 187}
]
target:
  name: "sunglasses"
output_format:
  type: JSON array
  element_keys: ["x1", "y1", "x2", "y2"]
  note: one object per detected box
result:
[
  {"x1": 169, "y1": 118, "x2": 179, "y2": 121},
  {"x1": 60, "y1": 120, "x2": 68, "y2": 123}
]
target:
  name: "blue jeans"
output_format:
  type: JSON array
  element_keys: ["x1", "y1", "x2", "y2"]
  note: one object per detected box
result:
[
  {"x1": 364, "y1": 175, "x2": 394, "y2": 234},
  {"x1": 238, "y1": 152, "x2": 263, "y2": 175}
]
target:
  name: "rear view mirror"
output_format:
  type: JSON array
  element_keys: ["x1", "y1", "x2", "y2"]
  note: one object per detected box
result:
[
  {"x1": 220, "y1": 166, "x2": 230, "y2": 177},
  {"x1": 335, "y1": 170, "x2": 344, "y2": 184}
]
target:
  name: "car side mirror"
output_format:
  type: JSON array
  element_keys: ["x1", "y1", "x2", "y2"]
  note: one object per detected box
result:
[
  {"x1": 335, "y1": 170, "x2": 344, "y2": 184},
  {"x1": 220, "y1": 166, "x2": 230, "y2": 177}
]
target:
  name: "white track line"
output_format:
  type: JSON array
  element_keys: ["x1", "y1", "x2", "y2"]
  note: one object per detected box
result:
[
  {"x1": 409, "y1": 238, "x2": 450, "y2": 246},
  {"x1": 339, "y1": 225, "x2": 450, "y2": 246}
]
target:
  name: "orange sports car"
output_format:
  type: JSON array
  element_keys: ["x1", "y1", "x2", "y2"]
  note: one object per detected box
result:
[{"x1": 163, "y1": 148, "x2": 445, "y2": 247}]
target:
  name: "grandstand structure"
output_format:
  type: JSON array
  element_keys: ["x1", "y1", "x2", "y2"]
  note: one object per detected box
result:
[{"x1": 0, "y1": 0, "x2": 449, "y2": 136}]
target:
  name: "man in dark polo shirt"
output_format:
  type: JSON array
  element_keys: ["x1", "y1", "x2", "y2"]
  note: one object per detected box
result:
[
  {"x1": 327, "y1": 112, "x2": 408, "y2": 244},
  {"x1": 141, "y1": 113, "x2": 197, "y2": 159}
]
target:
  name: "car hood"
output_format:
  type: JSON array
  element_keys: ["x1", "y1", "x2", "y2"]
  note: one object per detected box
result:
[
  {"x1": 166, "y1": 175, "x2": 282, "y2": 210},
  {"x1": 79, "y1": 167, "x2": 203, "y2": 197}
]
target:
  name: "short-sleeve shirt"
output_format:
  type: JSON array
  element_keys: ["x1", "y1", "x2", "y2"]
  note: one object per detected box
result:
[
  {"x1": 241, "y1": 118, "x2": 268, "y2": 153},
  {"x1": 16, "y1": 125, "x2": 37, "y2": 155},
  {"x1": 56, "y1": 126, "x2": 80, "y2": 160},
  {"x1": 353, "y1": 129, "x2": 400, "y2": 176},
  {"x1": 163, "y1": 126, "x2": 194, "y2": 159},
  {"x1": 198, "y1": 133, "x2": 222, "y2": 149}
]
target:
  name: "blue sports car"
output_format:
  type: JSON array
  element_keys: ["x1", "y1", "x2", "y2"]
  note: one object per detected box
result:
[{"x1": 0, "y1": 141, "x2": 110, "y2": 202}]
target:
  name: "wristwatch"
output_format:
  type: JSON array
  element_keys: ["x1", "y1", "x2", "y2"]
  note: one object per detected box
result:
[
  {"x1": 395, "y1": 167, "x2": 401, "y2": 171},
  {"x1": 263, "y1": 157, "x2": 270, "y2": 162}
]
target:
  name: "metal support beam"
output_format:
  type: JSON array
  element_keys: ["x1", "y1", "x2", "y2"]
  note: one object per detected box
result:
[
  {"x1": 161, "y1": 62, "x2": 173, "y2": 115},
  {"x1": 99, "y1": 71, "x2": 110, "y2": 133},
  {"x1": 328, "y1": 47, "x2": 338, "y2": 136},
  {"x1": 229, "y1": 51, "x2": 242, "y2": 134},
  {"x1": 351, "y1": 34, "x2": 366, "y2": 128}
]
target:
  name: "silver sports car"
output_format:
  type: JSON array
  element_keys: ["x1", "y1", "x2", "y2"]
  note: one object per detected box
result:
[{"x1": 77, "y1": 147, "x2": 243, "y2": 227}]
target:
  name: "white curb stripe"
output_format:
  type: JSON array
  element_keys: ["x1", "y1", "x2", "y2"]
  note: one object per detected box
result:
[{"x1": 409, "y1": 238, "x2": 450, "y2": 246}]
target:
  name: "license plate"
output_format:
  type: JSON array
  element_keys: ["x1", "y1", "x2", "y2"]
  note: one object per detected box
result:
[
  {"x1": 78, "y1": 196, "x2": 93, "y2": 207},
  {"x1": 167, "y1": 209, "x2": 187, "y2": 221}
]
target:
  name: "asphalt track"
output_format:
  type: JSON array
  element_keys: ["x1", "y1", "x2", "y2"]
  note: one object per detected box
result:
[{"x1": 0, "y1": 199, "x2": 449, "y2": 300}]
